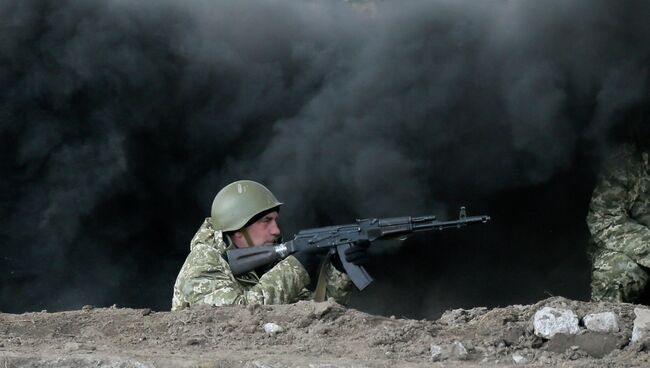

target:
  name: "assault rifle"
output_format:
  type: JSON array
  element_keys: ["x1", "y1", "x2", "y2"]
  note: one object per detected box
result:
[{"x1": 226, "y1": 206, "x2": 490, "y2": 291}]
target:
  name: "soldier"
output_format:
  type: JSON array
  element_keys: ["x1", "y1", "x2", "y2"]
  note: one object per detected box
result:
[
  {"x1": 587, "y1": 142, "x2": 650, "y2": 303},
  {"x1": 172, "y1": 180, "x2": 364, "y2": 310}
]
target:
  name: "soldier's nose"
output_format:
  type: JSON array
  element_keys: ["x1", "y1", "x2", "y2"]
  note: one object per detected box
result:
[{"x1": 269, "y1": 221, "x2": 280, "y2": 236}]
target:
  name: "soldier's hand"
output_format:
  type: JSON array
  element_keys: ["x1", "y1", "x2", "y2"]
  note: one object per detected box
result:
[
  {"x1": 331, "y1": 240, "x2": 371, "y2": 273},
  {"x1": 345, "y1": 240, "x2": 370, "y2": 266}
]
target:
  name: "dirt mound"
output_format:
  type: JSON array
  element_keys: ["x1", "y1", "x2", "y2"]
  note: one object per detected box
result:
[{"x1": 1, "y1": 297, "x2": 650, "y2": 367}]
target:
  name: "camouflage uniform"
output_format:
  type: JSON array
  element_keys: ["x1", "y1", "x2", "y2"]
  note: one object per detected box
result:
[
  {"x1": 171, "y1": 219, "x2": 353, "y2": 310},
  {"x1": 587, "y1": 143, "x2": 650, "y2": 302}
]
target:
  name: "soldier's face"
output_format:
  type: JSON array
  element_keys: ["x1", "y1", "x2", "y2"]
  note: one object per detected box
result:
[{"x1": 236, "y1": 211, "x2": 281, "y2": 247}]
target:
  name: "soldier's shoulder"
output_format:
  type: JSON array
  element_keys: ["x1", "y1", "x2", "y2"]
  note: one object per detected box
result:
[
  {"x1": 178, "y1": 242, "x2": 229, "y2": 279},
  {"x1": 190, "y1": 219, "x2": 227, "y2": 252}
]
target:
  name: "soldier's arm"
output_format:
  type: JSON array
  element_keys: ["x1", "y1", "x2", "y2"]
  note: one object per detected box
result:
[
  {"x1": 177, "y1": 244, "x2": 311, "y2": 306},
  {"x1": 587, "y1": 147, "x2": 650, "y2": 267},
  {"x1": 323, "y1": 263, "x2": 354, "y2": 305}
]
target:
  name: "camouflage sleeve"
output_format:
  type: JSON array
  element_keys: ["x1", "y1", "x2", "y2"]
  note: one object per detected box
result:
[
  {"x1": 587, "y1": 146, "x2": 650, "y2": 268},
  {"x1": 247, "y1": 255, "x2": 311, "y2": 304},
  {"x1": 324, "y1": 263, "x2": 353, "y2": 305},
  {"x1": 176, "y1": 246, "x2": 311, "y2": 307}
]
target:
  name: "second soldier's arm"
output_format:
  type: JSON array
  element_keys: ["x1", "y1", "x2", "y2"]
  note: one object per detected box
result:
[{"x1": 587, "y1": 145, "x2": 650, "y2": 268}]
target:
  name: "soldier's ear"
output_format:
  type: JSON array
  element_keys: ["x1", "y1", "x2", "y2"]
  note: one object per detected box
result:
[{"x1": 230, "y1": 231, "x2": 245, "y2": 248}]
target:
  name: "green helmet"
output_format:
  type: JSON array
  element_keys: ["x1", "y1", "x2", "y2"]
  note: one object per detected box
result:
[{"x1": 210, "y1": 180, "x2": 282, "y2": 232}]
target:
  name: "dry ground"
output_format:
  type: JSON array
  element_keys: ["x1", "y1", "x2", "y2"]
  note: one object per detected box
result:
[{"x1": 1, "y1": 297, "x2": 649, "y2": 367}]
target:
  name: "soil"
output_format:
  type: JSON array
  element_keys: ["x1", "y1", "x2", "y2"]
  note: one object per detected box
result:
[{"x1": 1, "y1": 297, "x2": 650, "y2": 367}]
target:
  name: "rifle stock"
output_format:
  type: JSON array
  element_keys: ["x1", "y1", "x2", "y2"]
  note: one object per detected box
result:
[{"x1": 227, "y1": 245, "x2": 285, "y2": 275}]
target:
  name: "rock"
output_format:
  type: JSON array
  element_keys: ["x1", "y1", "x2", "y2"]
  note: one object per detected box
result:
[
  {"x1": 451, "y1": 341, "x2": 468, "y2": 360},
  {"x1": 263, "y1": 322, "x2": 284, "y2": 335},
  {"x1": 547, "y1": 332, "x2": 625, "y2": 358},
  {"x1": 512, "y1": 353, "x2": 528, "y2": 364},
  {"x1": 632, "y1": 307, "x2": 650, "y2": 343},
  {"x1": 533, "y1": 307, "x2": 579, "y2": 339},
  {"x1": 81, "y1": 305, "x2": 94, "y2": 311},
  {"x1": 185, "y1": 337, "x2": 206, "y2": 346},
  {"x1": 430, "y1": 341, "x2": 468, "y2": 361},
  {"x1": 430, "y1": 344, "x2": 444, "y2": 361},
  {"x1": 141, "y1": 308, "x2": 152, "y2": 316},
  {"x1": 583, "y1": 311, "x2": 619, "y2": 333}
]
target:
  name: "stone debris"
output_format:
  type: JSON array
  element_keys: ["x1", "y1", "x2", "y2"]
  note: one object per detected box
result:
[
  {"x1": 512, "y1": 353, "x2": 528, "y2": 364},
  {"x1": 451, "y1": 341, "x2": 469, "y2": 360},
  {"x1": 583, "y1": 312, "x2": 619, "y2": 333},
  {"x1": 430, "y1": 344, "x2": 444, "y2": 361},
  {"x1": 533, "y1": 307, "x2": 579, "y2": 339},
  {"x1": 263, "y1": 322, "x2": 284, "y2": 335},
  {"x1": 430, "y1": 341, "x2": 468, "y2": 361},
  {"x1": 632, "y1": 307, "x2": 650, "y2": 343}
]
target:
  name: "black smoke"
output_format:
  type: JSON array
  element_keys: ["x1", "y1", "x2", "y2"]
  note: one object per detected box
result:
[{"x1": 1, "y1": 0, "x2": 648, "y2": 317}]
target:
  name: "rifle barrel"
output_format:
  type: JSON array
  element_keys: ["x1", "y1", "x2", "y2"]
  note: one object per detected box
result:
[{"x1": 412, "y1": 215, "x2": 490, "y2": 231}]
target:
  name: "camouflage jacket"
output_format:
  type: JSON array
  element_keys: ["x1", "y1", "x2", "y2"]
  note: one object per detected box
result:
[
  {"x1": 171, "y1": 218, "x2": 353, "y2": 310},
  {"x1": 587, "y1": 143, "x2": 650, "y2": 267}
]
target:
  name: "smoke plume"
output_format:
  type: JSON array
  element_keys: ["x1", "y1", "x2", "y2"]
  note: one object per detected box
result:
[{"x1": 1, "y1": 0, "x2": 649, "y2": 317}]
